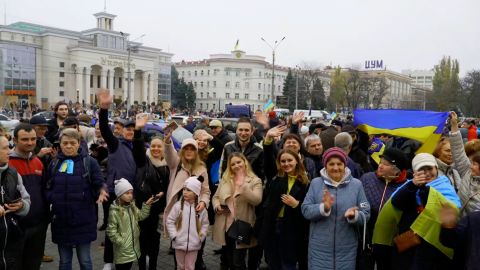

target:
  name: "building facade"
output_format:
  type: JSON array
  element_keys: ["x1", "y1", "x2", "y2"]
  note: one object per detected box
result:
[
  {"x1": 401, "y1": 69, "x2": 434, "y2": 90},
  {"x1": 175, "y1": 48, "x2": 289, "y2": 112},
  {"x1": 0, "y1": 11, "x2": 173, "y2": 109}
]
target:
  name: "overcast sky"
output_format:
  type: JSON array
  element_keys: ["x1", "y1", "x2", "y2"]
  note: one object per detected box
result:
[{"x1": 5, "y1": 0, "x2": 480, "y2": 75}]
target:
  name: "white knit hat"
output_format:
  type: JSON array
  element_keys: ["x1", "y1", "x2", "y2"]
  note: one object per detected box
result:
[
  {"x1": 412, "y1": 153, "x2": 438, "y2": 172},
  {"x1": 184, "y1": 177, "x2": 202, "y2": 197},
  {"x1": 114, "y1": 178, "x2": 133, "y2": 197}
]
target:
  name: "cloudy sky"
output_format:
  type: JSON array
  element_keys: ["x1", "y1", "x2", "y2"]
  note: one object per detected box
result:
[{"x1": 5, "y1": 0, "x2": 480, "y2": 74}]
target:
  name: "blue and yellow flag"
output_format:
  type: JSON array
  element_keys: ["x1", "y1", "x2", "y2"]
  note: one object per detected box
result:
[
  {"x1": 353, "y1": 109, "x2": 449, "y2": 154},
  {"x1": 263, "y1": 99, "x2": 274, "y2": 112}
]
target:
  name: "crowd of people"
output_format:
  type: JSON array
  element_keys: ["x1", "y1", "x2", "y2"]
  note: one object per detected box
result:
[{"x1": 0, "y1": 88, "x2": 479, "y2": 270}]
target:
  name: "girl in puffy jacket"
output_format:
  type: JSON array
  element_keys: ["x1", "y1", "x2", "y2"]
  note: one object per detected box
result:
[{"x1": 166, "y1": 176, "x2": 209, "y2": 270}]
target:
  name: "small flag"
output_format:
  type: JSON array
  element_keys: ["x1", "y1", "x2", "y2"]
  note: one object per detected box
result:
[
  {"x1": 234, "y1": 39, "x2": 240, "y2": 50},
  {"x1": 263, "y1": 99, "x2": 274, "y2": 112}
]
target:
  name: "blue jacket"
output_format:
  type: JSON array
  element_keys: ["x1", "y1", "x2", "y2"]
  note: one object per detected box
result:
[
  {"x1": 302, "y1": 168, "x2": 370, "y2": 270},
  {"x1": 45, "y1": 151, "x2": 105, "y2": 245}
]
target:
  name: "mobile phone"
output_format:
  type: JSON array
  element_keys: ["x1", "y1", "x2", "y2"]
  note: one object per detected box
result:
[
  {"x1": 151, "y1": 193, "x2": 163, "y2": 204},
  {"x1": 8, "y1": 198, "x2": 22, "y2": 204},
  {"x1": 163, "y1": 121, "x2": 178, "y2": 134}
]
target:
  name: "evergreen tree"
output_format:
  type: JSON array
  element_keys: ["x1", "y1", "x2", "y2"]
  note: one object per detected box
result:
[
  {"x1": 171, "y1": 66, "x2": 196, "y2": 111},
  {"x1": 282, "y1": 69, "x2": 296, "y2": 112},
  {"x1": 310, "y1": 78, "x2": 326, "y2": 110}
]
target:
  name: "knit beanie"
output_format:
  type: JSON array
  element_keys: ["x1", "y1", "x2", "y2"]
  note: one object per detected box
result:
[
  {"x1": 184, "y1": 176, "x2": 202, "y2": 196},
  {"x1": 322, "y1": 147, "x2": 347, "y2": 167},
  {"x1": 114, "y1": 178, "x2": 133, "y2": 197},
  {"x1": 412, "y1": 153, "x2": 438, "y2": 172}
]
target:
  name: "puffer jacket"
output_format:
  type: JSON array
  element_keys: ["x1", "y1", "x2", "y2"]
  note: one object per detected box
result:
[
  {"x1": 436, "y1": 158, "x2": 462, "y2": 192},
  {"x1": 166, "y1": 200, "x2": 209, "y2": 251},
  {"x1": 106, "y1": 201, "x2": 151, "y2": 264},
  {"x1": 301, "y1": 168, "x2": 371, "y2": 270},
  {"x1": 220, "y1": 136, "x2": 264, "y2": 180},
  {"x1": 449, "y1": 131, "x2": 480, "y2": 215}
]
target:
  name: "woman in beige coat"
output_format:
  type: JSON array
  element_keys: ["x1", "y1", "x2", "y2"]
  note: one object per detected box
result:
[{"x1": 212, "y1": 152, "x2": 263, "y2": 270}]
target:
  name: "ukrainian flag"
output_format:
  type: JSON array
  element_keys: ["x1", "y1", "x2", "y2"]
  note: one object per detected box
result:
[
  {"x1": 263, "y1": 99, "x2": 274, "y2": 112},
  {"x1": 353, "y1": 109, "x2": 449, "y2": 154}
]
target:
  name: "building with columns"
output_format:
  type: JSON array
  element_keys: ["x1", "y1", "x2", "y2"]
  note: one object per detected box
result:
[
  {"x1": 0, "y1": 10, "x2": 173, "y2": 109},
  {"x1": 175, "y1": 47, "x2": 289, "y2": 112}
]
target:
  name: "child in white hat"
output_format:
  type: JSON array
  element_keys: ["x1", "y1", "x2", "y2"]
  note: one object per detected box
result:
[
  {"x1": 166, "y1": 176, "x2": 209, "y2": 270},
  {"x1": 106, "y1": 178, "x2": 155, "y2": 270}
]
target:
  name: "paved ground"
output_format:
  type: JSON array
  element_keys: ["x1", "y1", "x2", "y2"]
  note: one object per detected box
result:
[{"x1": 42, "y1": 204, "x2": 223, "y2": 270}]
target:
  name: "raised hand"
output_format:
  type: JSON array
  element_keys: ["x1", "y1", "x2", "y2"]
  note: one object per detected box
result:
[
  {"x1": 322, "y1": 188, "x2": 334, "y2": 212},
  {"x1": 292, "y1": 111, "x2": 305, "y2": 125},
  {"x1": 135, "y1": 113, "x2": 149, "y2": 130},
  {"x1": 440, "y1": 203, "x2": 458, "y2": 229},
  {"x1": 97, "y1": 89, "x2": 113, "y2": 109},
  {"x1": 266, "y1": 125, "x2": 287, "y2": 140},
  {"x1": 450, "y1": 111, "x2": 459, "y2": 132},
  {"x1": 255, "y1": 112, "x2": 269, "y2": 128},
  {"x1": 345, "y1": 206, "x2": 358, "y2": 220},
  {"x1": 164, "y1": 130, "x2": 172, "y2": 144},
  {"x1": 412, "y1": 171, "x2": 428, "y2": 186}
]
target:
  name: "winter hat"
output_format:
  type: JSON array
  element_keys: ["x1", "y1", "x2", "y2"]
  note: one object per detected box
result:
[
  {"x1": 412, "y1": 153, "x2": 438, "y2": 172},
  {"x1": 209, "y1": 119, "x2": 222, "y2": 127},
  {"x1": 114, "y1": 178, "x2": 133, "y2": 197},
  {"x1": 300, "y1": 126, "x2": 309, "y2": 136},
  {"x1": 322, "y1": 147, "x2": 347, "y2": 167},
  {"x1": 380, "y1": 148, "x2": 409, "y2": 171},
  {"x1": 181, "y1": 138, "x2": 198, "y2": 150},
  {"x1": 184, "y1": 177, "x2": 202, "y2": 196}
]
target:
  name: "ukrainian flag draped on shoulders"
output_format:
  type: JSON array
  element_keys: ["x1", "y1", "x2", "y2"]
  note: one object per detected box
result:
[
  {"x1": 353, "y1": 109, "x2": 449, "y2": 154},
  {"x1": 372, "y1": 175, "x2": 461, "y2": 259}
]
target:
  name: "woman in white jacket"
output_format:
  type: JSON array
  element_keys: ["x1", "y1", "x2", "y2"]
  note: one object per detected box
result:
[{"x1": 167, "y1": 177, "x2": 209, "y2": 270}]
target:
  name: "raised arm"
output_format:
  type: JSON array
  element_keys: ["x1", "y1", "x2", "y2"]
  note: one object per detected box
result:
[{"x1": 97, "y1": 89, "x2": 118, "y2": 152}]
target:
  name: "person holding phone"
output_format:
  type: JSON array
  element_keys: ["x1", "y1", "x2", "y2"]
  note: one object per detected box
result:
[{"x1": 132, "y1": 113, "x2": 169, "y2": 270}]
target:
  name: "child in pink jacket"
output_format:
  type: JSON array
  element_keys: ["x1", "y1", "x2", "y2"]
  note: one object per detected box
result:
[{"x1": 167, "y1": 176, "x2": 209, "y2": 270}]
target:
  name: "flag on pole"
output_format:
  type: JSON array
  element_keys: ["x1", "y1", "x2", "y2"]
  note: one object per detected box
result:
[
  {"x1": 263, "y1": 99, "x2": 274, "y2": 112},
  {"x1": 234, "y1": 39, "x2": 240, "y2": 50}
]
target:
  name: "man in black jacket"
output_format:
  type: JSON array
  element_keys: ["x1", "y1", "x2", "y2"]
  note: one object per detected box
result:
[
  {"x1": 209, "y1": 119, "x2": 233, "y2": 146},
  {"x1": 45, "y1": 101, "x2": 69, "y2": 143}
]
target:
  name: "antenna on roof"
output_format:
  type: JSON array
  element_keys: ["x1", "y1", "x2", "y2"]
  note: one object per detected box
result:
[
  {"x1": 4, "y1": 2, "x2": 6, "y2": 25},
  {"x1": 104, "y1": 0, "x2": 107, "y2": 12}
]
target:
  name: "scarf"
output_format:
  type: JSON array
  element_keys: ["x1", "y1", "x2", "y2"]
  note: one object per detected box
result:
[{"x1": 146, "y1": 149, "x2": 167, "y2": 167}]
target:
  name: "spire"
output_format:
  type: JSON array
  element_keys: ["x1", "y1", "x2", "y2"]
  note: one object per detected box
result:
[
  {"x1": 104, "y1": 0, "x2": 107, "y2": 12},
  {"x1": 234, "y1": 39, "x2": 240, "y2": 51}
]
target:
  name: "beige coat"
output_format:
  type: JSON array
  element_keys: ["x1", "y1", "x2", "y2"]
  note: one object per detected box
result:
[
  {"x1": 212, "y1": 175, "x2": 263, "y2": 249},
  {"x1": 162, "y1": 142, "x2": 210, "y2": 234}
]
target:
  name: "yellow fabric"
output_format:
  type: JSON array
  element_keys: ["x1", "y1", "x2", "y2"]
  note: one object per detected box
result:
[{"x1": 278, "y1": 176, "x2": 296, "y2": 218}]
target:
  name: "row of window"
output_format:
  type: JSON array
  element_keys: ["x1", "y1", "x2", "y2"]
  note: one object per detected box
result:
[
  {"x1": 190, "y1": 80, "x2": 281, "y2": 91},
  {"x1": 181, "y1": 70, "x2": 286, "y2": 81},
  {"x1": 198, "y1": 102, "x2": 262, "y2": 111},
  {"x1": 198, "y1": 92, "x2": 270, "y2": 100}
]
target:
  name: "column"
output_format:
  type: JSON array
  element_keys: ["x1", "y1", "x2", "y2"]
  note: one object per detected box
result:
[
  {"x1": 148, "y1": 74, "x2": 154, "y2": 105},
  {"x1": 108, "y1": 69, "x2": 114, "y2": 92},
  {"x1": 123, "y1": 72, "x2": 128, "y2": 103},
  {"x1": 129, "y1": 73, "x2": 135, "y2": 106},
  {"x1": 75, "y1": 67, "x2": 83, "y2": 103},
  {"x1": 85, "y1": 68, "x2": 91, "y2": 105},
  {"x1": 100, "y1": 70, "x2": 107, "y2": 89},
  {"x1": 142, "y1": 73, "x2": 148, "y2": 104}
]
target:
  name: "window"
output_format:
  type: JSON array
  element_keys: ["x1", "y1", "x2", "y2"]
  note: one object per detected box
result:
[
  {"x1": 201, "y1": 70, "x2": 204, "y2": 76},
  {"x1": 59, "y1": 72, "x2": 65, "y2": 77},
  {"x1": 235, "y1": 71, "x2": 240, "y2": 77},
  {"x1": 213, "y1": 92, "x2": 216, "y2": 98},
  {"x1": 268, "y1": 84, "x2": 270, "y2": 90},
  {"x1": 194, "y1": 71, "x2": 197, "y2": 76},
  {"x1": 90, "y1": 75, "x2": 94, "y2": 88},
  {"x1": 245, "y1": 82, "x2": 249, "y2": 89},
  {"x1": 258, "y1": 94, "x2": 261, "y2": 100},
  {"x1": 118, "y1": 77, "x2": 122, "y2": 88},
  {"x1": 59, "y1": 81, "x2": 64, "y2": 87},
  {"x1": 214, "y1": 69, "x2": 218, "y2": 76},
  {"x1": 200, "y1": 103, "x2": 203, "y2": 109},
  {"x1": 207, "y1": 81, "x2": 210, "y2": 88},
  {"x1": 59, "y1": 91, "x2": 64, "y2": 96},
  {"x1": 200, "y1": 81, "x2": 204, "y2": 88},
  {"x1": 244, "y1": 94, "x2": 249, "y2": 99},
  {"x1": 194, "y1": 82, "x2": 197, "y2": 88},
  {"x1": 258, "y1": 83, "x2": 261, "y2": 90},
  {"x1": 225, "y1": 93, "x2": 230, "y2": 99},
  {"x1": 235, "y1": 93, "x2": 239, "y2": 99},
  {"x1": 226, "y1": 81, "x2": 230, "y2": 88},
  {"x1": 235, "y1": 82, "x2": 240, "y2": 88},
  {"x1": 182, "y1": 71, "x2": 185, "y2": 77},
  {"x1": 207, "y1": 70, "x2": 210, "y2": 76},
  {"x1": 267, "y1": 95, "x2": 270, "y2": 100},
  {"x1": 278, "y1": 85, "x2": 280, "y2": 91},
  {"x1": 200, "y1": 92, "x2": 204, "y2": 98},
  {"x1": 188, "y1": 71, "x2": 191, "y2": 76},
  {"x1": 213, "y1": 81, "x2": 216, "y2": 87},
  {"x1": 59, "y1": 62, "x2": 65, "y2": 68},
  {"x1": 207, "y1": 92, "x2": 210, "y2": 98},
  {"x1": 226, "y1": 71, "x2": 230, "y2": 76},
  {"x1": 97, "y1": 76, "x2": 101, "y2": 88},
  {"x1": 245, "y1": 72, "x2": 250, "y2": 77},
  {"x1": 259, "y1": 71, "x2": 262, "y2": 77}
]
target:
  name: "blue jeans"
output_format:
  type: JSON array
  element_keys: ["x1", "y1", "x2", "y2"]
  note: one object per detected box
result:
[{"x1": 57, "y1": 243, "x2": 93, "y2": 270}]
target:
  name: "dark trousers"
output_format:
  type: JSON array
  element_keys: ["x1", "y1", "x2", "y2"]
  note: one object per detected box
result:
[
  {"x1": 16, "y1": 220, "x2": 49, "y2": 270},
  {"x1": 115, "y1": 262, "x2": 133, "y2": 270},
  {"x1": 247, "y1": 245, "x2": 263, "y2": 270},
  {"x1": 138, "y1": 214, "x2": 160, "y2": 270},
  {"x1": 264, "y1": 221, "x2": 298, "y2": 270},
  {"x1": 103, "y1": 193, "x2": 116, "y2": 263},
  {"x1": 225, "y1": 233, "x2": 248, "y2": 270}
]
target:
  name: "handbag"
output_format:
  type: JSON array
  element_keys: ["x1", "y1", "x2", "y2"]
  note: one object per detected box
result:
[
  {"x1": 393, "y1": 230, "x2": 421, "y2": 253},
  {"x1": 356, "y1": 211, "x2": 375, "y2": 270},
  {"x1": 227, "y1": 219, "x2": 253, "y2": 245}
]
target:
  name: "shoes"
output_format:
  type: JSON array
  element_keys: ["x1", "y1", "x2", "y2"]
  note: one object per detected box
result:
[
  {"x1": 103, "y1": 263, "x2": 114, "y2": 270},
  {"x1": 42, "y1": 255, "x2": 54, "y2": 262},
  {"x1": 99, "y1": 224, "x2": 107, "y2": 231},
  {"x1": 213, "y1": 248, "x2": 222, "y2": 255}
]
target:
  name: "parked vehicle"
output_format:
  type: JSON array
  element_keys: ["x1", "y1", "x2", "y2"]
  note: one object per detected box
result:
[
  {"x1": 33, "y1": 111, "x2": 55, "y2": 121},
  {"x1": 0, "y1": 114, "x2": 20, "y2": 131},
  {"x1": 142, "y1": 122, "x2": 192, "y2": 150}
]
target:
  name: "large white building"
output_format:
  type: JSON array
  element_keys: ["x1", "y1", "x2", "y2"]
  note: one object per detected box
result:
[
  {"x1": 401, "y1": 69, "x2": 435, "y2": 90},
  {"x1": 175, "y1": 47, "x2": 289, "y2": 112},
  {"x1": 0, "y1": 10, "x2": 173, "y2": 108}
]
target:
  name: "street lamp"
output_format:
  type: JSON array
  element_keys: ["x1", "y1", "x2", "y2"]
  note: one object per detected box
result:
[
  {"x1": 261, "y1": 36, "x2": 285, "y2": 104},
  {"x1": 120, "y1": 32, "x2": 145, "y2": 115},
  {"x1": 295, "y1": 65, "x2": 300, "y2": 110}
]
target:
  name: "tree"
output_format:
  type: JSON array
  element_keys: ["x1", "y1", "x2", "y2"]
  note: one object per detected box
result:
[
  {"x1": 461, "y1": 70, "x2": 480, "y2": 117},
  {"x1": 171, "y1": 66, "x2": 196, "y2": 111},
  {"x1": 282, "y1": 69, "x2": 296, "y2": 112},
  {"x1": 328, "y1": 67, "x2": 346, "y2": 111},
  {"x1": 310, "y1": 78, "x2": 326, "y2": 110},
  {"x1": 430, "y1": 56, "x2": 460, "y2": 111}
]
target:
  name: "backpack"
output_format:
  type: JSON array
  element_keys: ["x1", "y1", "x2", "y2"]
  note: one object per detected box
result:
[{"x1": 46, "y1": 156, "x2": 91, "y2": 190}]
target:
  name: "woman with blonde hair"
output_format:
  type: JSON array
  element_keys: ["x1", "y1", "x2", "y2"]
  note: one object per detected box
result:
[
  {"x1": 433, "y1": 137, "x2": 462, "y2": 191},
  {"x1": 212, "y1": 152, "x2": 263, "y2": 270}
]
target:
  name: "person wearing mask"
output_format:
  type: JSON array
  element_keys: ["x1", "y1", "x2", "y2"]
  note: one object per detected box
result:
[
  {"x1": 46, "y1": 101, "x2": 69, "y2": 143},
  {"x1": 302, "y1": 147, "x2": 370, "y2": 270},
  {"x1": 334, "y1": 132, "x2": 364, "y2": 179},
  {"x1": 360, "y1": 148, "x2": 409, "y2": 270},
  {"x1": 9, "y1": 124, "x2": 51, "y2": 270},
  {"x1": 262, "y1": 149, "x2": 309, "y2": 270},
  {"x1": 0, "y1": 135, "x2": 31, "y2": 270},
  {"x1": 304, "y1": 134, "x2": 324, "y2": 174},
  {"x1": 373, "y1": 153, "x2": 461, "y2": 270},
  {"x1": 449, "y1": 112, "x2": 480, "y2": 214},
  {"x1": 45, "y1": 128, "x2": 108, "y2": 270},
  {"x1": 133, "y1": 114, "x2": 169, "y2": 270},
  {"x1": 97, "y1": 89, "x2": 137, "y2": 270},
  {"x1": 212, "y1": 153, "x2": 263, "y2": 270}
]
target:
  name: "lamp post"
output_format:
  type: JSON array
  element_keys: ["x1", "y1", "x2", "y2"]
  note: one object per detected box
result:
[
  {"x1": 120, "y1": 32, "x2": 144, "y2": 117},
  {"x1": 295, "y1": 65, "x2": 300, "y2": 110},
  {"x1": 261, "y1": 36, "x2": 285, "y2": 104}
]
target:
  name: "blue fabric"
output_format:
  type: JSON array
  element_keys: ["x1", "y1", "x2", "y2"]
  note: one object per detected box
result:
[
  {"x1": 106, "y1": 138, "x2": 136, "y2": 192},
  {"x1": 210, "y1": 159, "x2": 220, "y2": 185},
  {"x1": 392, "y1": 175, "x2": 461, "y2": 208},
  {"x1": 58, "y1": 243, "x2": 92, "y2": 270}
]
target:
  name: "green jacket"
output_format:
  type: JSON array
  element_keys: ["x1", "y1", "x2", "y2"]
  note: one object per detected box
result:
[{"x1": 106, "y1": 200, "x2": 151, "y2": 264}]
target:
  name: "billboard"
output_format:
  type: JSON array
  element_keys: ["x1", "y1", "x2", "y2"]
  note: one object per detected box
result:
[{"x1": 364, "y1": 60, "x2": 384, "y2": 70}]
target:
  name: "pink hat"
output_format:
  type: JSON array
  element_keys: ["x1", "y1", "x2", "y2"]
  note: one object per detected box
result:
[
  {"x1": 322, "y1": 147, "x2": 347, "y2": 167},
  {"x1": 181, "y1": 138, "x2": 198, "y2": 150}
]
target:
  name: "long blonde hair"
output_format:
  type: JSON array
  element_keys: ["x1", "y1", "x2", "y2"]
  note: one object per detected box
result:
[
  {"x1": 221, "y1": 152, "x2": 257, "y2": 184},
  {"x1": 175, "y1": 196, "x2": 201, "y2": 235},
  {"x1": 178, "y1": 148, "x2": 206, "y2": 175}
]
